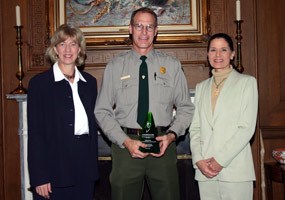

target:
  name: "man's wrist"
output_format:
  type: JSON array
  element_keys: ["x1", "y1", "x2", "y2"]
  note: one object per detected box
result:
[{"x1": 166, "y1": 130, "x2": 177, "y2": 141}]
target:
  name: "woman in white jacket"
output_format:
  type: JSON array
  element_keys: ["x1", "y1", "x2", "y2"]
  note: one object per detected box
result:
[{"x1": 190, "y1": 33, "x2": 258, "y2": 200}]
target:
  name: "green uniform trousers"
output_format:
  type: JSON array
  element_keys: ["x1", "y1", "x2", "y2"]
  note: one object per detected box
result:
[{"x1": 110, "y1": 137, "x2": 180, "y2": 200}]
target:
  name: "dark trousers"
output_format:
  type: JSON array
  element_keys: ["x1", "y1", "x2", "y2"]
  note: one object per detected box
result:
[
  {"x1": 33, "y1": 181, "x2": 95, "y2": 200},
  {"x1": 110, "y1": 136, "x2": 180, "y2": 200},
  {"x1": 33, "y1": 136, "x2": 96, "y2": 200}
]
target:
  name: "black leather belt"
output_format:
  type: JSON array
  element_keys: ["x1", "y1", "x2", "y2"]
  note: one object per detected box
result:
[
  {"x1": 74, "y1": 134, "x2": 89, "y2": 139},
  {"x1": 121, "y1": 126, "x2": 169, "y2": 135}
]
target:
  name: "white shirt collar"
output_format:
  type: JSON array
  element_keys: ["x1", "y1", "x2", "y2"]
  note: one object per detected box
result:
[{"x1": 53, "y1": 62, "x2": 86, "y2": 82}]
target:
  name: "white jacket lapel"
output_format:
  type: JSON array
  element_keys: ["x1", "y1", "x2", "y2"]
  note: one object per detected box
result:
[{"x1": 202, "y1": 78, "x2": 214, "y2": 126}]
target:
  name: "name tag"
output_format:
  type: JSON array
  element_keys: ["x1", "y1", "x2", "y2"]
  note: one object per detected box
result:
[{"x1": 120, "y1": 75, "x2": 131, "y2": 80}]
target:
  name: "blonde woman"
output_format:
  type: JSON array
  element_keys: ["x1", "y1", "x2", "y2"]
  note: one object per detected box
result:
[{"x1": 28, "y1": 24, "x2": 98, "y2": 200}]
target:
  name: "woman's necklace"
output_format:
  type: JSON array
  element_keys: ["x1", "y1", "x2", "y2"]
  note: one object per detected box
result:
[
  {"x1": 213, "y1": 77, "x2": 227, "y2": 96},
  {"x1": 63, "y1": 70, "x2": 75, "y2": 80}
]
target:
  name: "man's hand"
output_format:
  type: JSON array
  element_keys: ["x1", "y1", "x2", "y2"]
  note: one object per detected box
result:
[
  {"x1": 150, "y1": 133, "x2": 176, "y2": 157},
  {"x1": 35, "y1": 183, "x2": 52, "y2": 199},
  {"x1": 123, "y1": 138, "x2": 149, "y2": 158}
]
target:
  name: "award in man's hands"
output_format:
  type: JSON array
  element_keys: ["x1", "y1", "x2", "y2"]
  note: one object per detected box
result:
[{"x1": 139, "y1": 112, "x2": 160, "y2": 153}]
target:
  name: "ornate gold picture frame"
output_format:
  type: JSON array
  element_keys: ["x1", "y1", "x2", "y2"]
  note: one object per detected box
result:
[{"x1": 50, "y1": 0, "x2": 210, "y2": 46}]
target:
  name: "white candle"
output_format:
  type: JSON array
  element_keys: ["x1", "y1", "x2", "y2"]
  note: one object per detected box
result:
[
  {"x1": 236, "y1": 0, "x2": 241, "y2": 21},
  {"x1": 16, "y1": 5, "x2": 21, "y2": 26}
]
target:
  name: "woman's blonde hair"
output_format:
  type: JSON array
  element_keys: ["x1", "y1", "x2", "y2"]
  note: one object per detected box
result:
[{"x1": 46, "y1": 24, "x2": 86, "y2": 66}]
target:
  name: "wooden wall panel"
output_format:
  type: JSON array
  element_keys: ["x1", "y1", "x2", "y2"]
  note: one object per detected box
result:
[
  {"x1": 209, "y1": 0, "x2": 226, "y2": 33},
  {"x1": 257, "y1": 0, "x2": 285, "y2": 127},
  {"x1": 1, "y1": 0, "x2": 23, "y2": 199},
  {"x1": 257, "y1": 0, "x2": 285, "y2": 199},
  {"x1": 0, "y1": 0, "x2": 3, "y2": 198}
]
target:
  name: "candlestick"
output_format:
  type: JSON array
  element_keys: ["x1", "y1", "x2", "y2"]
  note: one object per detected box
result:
[
  {"x1": 236, "y1": 0, "x2": 241, "y2": 21},
  {"x1": 10, "y1": 26, "x2": 27, "y2": 94},
  {"x1": 235, "y1": 20, "x2": 244, "y2": 73},
  {"x1": 16, "y1": 5, "x2": 21, "y2": 26}
]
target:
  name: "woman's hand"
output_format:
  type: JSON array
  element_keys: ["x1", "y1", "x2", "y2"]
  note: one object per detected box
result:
[
  {"x1": 35, "y1": 183, "x2": 52, "y2": 199},
  {"x1": 196, "y1": 159, "x2": 219, "y2": 178},
  {"x1": 208, "y1": 157, "x2": 223, "y2": 172}
]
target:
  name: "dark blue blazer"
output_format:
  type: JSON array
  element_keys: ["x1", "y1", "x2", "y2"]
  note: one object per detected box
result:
[{"x1": 27, "y1": 67, "x2": 99, "y2": 187}]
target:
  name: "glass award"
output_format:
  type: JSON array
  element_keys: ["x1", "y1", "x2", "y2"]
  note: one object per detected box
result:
[{"x1": 139, "y1": 112, "x2": 160, "y2": 153}]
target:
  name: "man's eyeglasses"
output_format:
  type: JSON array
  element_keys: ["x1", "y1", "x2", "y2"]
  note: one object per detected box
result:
[{"x1": 132, "y1": 24, "x2": 157, "y2": 32}]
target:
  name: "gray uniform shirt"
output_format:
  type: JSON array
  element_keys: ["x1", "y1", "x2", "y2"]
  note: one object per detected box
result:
[{"x1": 95, "y1": 49, "x2": 194, "y2": 147}]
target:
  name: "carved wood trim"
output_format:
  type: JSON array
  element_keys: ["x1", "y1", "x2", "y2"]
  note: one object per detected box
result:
[{"x1": 27, "y1": 0, "x2": 50, "y2": 71}]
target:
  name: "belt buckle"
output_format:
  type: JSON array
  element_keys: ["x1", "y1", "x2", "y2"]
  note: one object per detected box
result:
[{"x1": 136, "y1": 129, "x2": 140, "y2": 136}]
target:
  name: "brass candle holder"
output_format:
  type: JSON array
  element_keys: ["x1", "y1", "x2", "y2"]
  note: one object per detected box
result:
[
  {"x1": 235, "y1": 20, "x2": 244, "y2": 73},
  {"x1": 11, "y1": 25, "x2": 27, "y2": 94}
]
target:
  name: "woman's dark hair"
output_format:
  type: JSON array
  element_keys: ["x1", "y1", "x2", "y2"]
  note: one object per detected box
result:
[
  {"x1": 207, "y1": 33, "x2": 234, "y2": 52},
  {"x1": 207, "y1": 33, "x2": 239, "y2": 72}
]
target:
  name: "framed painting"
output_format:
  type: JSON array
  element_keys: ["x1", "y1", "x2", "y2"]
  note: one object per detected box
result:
[{"x1": 50, "y1": 0, "x2": 210, "y2": 46}]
